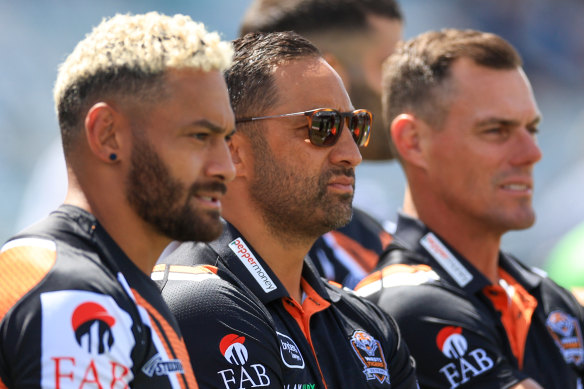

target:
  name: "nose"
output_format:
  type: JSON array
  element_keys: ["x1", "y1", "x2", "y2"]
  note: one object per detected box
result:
[
  {"x1": 330, "y1": 122, "x2": 363, "y2": 167},
  {"x1": 208, "y1": 137, "x2": 236, "y2": 182},
  {"x1": 510, "y1": 127, "x2": 542, "y2": 167}
]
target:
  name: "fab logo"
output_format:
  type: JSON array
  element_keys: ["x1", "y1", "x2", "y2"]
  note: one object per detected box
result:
[
  {"x1": 217, "y1": 334, "x2": 271, "y2": 389},
  {"x1": 436, "y1": 326, "x2": 494, "y2": 389}
]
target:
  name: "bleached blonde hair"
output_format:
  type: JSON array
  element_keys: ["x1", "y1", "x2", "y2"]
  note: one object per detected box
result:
[{"x1": 54, "y1": 12, "x2": 233, "y2": 155}]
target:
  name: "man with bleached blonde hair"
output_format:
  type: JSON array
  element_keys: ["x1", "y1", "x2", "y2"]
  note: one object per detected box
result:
[{"x1": 0, "y1": 12, "x2": 234, "y2": 388}]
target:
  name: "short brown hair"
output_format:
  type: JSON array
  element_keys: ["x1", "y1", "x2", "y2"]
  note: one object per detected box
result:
[
  {"x1": 225, "y1": 31, "x2": 321, "y2": 120},
  {"x1": 382, "y1": 28, "x2": 523, "y2": 140}
]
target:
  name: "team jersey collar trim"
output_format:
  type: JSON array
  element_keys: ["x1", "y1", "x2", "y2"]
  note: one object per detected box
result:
[
  {"x1": 497, "y1": 252, "x2": 542, "y2": 291},
  {"x1": 55, "y1": 204, "x2": 155, "y2": 287},
  {"x1": 217, "y1": 222, "x2": 289, "y2": 303},
  {"x1": 393, "y1": 213, "x2": 492, "y2": 294},
  {"x1": 216, "y1": 222, "x2": 335, "y2": 304}
]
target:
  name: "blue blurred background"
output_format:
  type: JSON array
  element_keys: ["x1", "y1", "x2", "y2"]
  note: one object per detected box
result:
[{"x1": 2, "y1": 0, "x2": 583, "y2": 271}]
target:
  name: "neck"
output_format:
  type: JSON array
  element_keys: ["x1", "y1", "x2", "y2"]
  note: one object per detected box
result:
[
  {"x1": 403, "y1": 184, "x2": 501, "y2": 284},
  {"x1": 65, "y1": 183, "x2": 170, "y2": 275},
  {"x1": 223, "y1": 193, "x2": 311, "y2": 303}
]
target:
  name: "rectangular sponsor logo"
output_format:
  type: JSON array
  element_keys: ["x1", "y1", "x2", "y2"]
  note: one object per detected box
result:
[
  {"x1": 420, "y1": 233, "x2": 473, "y2": 287},
  {"x1": 229, "y1": 238, "x2": 277, "y2": 293}
]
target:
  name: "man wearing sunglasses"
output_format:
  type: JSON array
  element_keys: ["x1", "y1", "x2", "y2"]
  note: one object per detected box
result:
[
  {"x1": 154, "y1": 31, "x2": 418, "y2": 388},
  {"x1": 238, "y1": 0, "x2": 404, "y2": 289},
  {"x1": 356, "y1": 29, "x2": 584, "y2": 388}
]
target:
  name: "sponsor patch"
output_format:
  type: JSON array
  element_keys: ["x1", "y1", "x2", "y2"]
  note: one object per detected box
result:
[
  {"x1": 436, "y1": 326, "x2": 494, "y2": 389},
  {"x1": 40, "y1": 290, "x2": 135, "y2": 388},
  {"x1": 277, "y1": 332, "x2": 305, "y2": 369},
  {"x1": 217, "y1": 333, "x2": 271, "y2": 388},
  {"x1": 546, "y1": 310, "x2": 584, "y2": 367},
  {"x1": 350, "y1": 330, "x2": 390, "y2": 385},
  {"x1": 420, "y1": 233, "x2": 473, "y2": 287},
  {"x1": 142, "y1": 354, "x2": 184, "y2": 377},
  {"x1": 229, "y1": 238, "x2": 277, "y2": 293},
  {"x1": 220, "y1": 333, "x2": 249, "y2": 365}
]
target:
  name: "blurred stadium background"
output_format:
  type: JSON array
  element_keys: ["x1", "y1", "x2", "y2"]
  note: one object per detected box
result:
[{"x1": 1, "y1": 0, "x2": 583, "y2": 273}]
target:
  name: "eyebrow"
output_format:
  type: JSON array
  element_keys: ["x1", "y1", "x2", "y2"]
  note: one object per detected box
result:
[
  {"x1": 190, "y1": 119, "x2": 232, "y2": 134},
  {"x1": 475, "y1": 116, "x2": 542, "y2": 128}
]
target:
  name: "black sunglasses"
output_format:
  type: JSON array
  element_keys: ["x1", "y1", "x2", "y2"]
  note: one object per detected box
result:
[{"x1": 236, "y1": 108, "x2": 372, "y2": 147}]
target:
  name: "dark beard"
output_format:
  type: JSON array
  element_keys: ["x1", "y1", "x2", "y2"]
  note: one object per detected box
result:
[
  {"x1": 125, "y1": 134, "x2": 226, "y2": 242},
  {"x1": 247, "y1": 133, "x2": 354, "y2": 242}
]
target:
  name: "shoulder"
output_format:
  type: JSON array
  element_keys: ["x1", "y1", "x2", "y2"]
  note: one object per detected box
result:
[
  {"x1": 157, "y1": 264, "x2": 284, "y2": 387},
  {"x1": 158, "y1": 263, "x2": 272, "y2": 327}
]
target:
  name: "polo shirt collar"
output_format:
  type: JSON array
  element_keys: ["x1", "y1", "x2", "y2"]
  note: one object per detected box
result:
[
  {"x1": 393, "y1": 213, "x2": 492, "y2": 294},
  {"x1": 209, "y1": 221, "x2": 334, "y2": 304}
]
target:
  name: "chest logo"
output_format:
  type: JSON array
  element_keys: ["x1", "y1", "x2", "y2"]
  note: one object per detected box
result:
[
  {"x1": 277, "y1": 332, "x2": 305, "y2": 369},
  {"x1": 72, "y1": 302, "x2": 116, "y2": 354},
  {"x1": 218, "y1": 334, "x2": 271, "y2": 388},
  {"x1": 546, "y1": 310, "x2": 584, "y2": 367},
  {"x1": 350, "y1": 330, "x2": 390, "y2": 385},
  {"x1": 436, "y1": 326, "x2": 494, "y2": 389}
]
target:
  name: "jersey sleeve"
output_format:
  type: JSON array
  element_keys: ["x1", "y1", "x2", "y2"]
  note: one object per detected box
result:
[
  {"x1": 0, "y1": 238, "x2": 141, "y2": 388},
  {"x1": 160, "y1": 266, "x2": 284, "y2": 389},
  {"x1": 372, "y1": 283, "x2": 528, "y2": 389},
  {"x1": 378, "y1": 310, "x2": 419, "y2": 389}
]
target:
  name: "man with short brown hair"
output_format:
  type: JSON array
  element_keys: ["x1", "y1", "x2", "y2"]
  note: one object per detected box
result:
[{"x1": 356, "y1": 28, "x2": 584, "y2": 389}]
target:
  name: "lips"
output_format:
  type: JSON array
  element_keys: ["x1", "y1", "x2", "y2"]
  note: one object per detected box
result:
[
  {"x1": 327, "y1": 176, "x2": 355, "y2": 195},
  {"x1": 499, "y1": 179, "x2": 533, "y2": 194},
  {"x1": 328, "y1": 177, "x2": 355, "y2": 187},
  {"x1": 501, "y1": 183, "x2": 530, "y2": 191},
  {"x1": 192, "y1": 190, "x2": 225, "y2": 210}
]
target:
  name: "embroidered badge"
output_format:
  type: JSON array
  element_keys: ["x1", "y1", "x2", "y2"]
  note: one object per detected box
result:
[
  {"x1": 350, "y1": 330, "x2": 390, "y2": 385},
  {"x1": 546, "y1": 310, "x2": 584, "y2": 367}
]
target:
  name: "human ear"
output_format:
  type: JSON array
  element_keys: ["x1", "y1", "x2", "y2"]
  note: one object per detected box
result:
[
  {"x1": 391, "y1": 114, "x2": 427, "y2": 169},
  {"x1": 85, "y1": 102, "x2": 122, "y2": 163},
  {"x1": 229, "y1": 132, "x2": 250, "y2": 178}
]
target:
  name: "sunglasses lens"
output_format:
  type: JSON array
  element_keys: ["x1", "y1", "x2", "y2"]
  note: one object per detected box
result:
[
  {"x1": 309, "y1": 111, "x2": 341, "y2": 146},
  {"x1": 349, "y1": 111, "x2": 372, "y2": 147}
]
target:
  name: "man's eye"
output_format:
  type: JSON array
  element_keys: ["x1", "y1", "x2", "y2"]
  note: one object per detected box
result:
[
  {"x1": 527, "y1": 126, "x2": 540, "y2": 135},
  {"x1": 191, "y1": 133, "x2": 209, "y2": 141},
  {"x1": 225, "y1": 130, "x2": 236, "y2": 142}
]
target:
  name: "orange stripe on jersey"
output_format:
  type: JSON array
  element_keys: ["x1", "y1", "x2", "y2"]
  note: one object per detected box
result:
[
  {"x1": 354, "y1": 270, "x2": 382, "y2": 290},
  {"x1": 152, "y1": 264, "x2": 166, "y2": 272},
  {"x1": 381, "y1": 263, "x2": 432, "y2": 276},
  {"x1": 168, "y1": 265, "x2": 215, "y2": 275},
  {"x1": 378, "y1": 231, "x2": 393, "y2": 250},
  {"x1": 0, "y1": 239, "x2": 56, "y2": 321},
  {"x1": 282, "y1": 278, "x2": 331, "y2": 389},
  {"x1": 132, "y1": 290, "x2": 199, "y2": 389},
  {"x1": 0, "y1": 375, "x2": 7, "y2": 389},
  {"x1": 328, "y1": 230, "x2": 379, "y2": 273},
  {"x1": 483, "y1": 269, "x2": 537, "y2": 369},
  {"x1": 354, "y1": 264, "x2": 433, "y2": 291}
]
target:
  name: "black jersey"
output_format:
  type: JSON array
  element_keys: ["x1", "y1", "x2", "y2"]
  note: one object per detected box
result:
[
  {"x1": 0, "y1": 205, "x2": 198, "y2": 388},
  {"x1": 309, "y1": 208, "x2": 392, "y2": 288},
  {"x1": 154, "y1": 221, "x2": 418, "y2": 389},
  {"x1": 356, "y1": 214, "x2": 584, "y2": 389}
]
